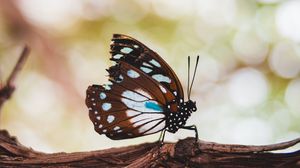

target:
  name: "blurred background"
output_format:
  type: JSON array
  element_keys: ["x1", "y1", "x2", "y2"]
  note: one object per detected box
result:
[{"x1": 0, "y1": 0, "x2": 299, "y2": 153}]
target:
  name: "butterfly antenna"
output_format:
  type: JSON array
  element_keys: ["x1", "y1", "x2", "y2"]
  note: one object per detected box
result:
[
  {"x1": 188, "y1": 56, "x2": 200, "y2": 98},
  {"x1": 187, "y1": 56, "x2": 191, "y2": 100}
]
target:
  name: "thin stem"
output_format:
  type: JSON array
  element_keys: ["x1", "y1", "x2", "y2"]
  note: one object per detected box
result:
[
  {"x1": 0, "y1": 45, "x2": 30, "y2": 111},
  {"x1": 7, "y1": 46, "x2": 30, "y2": 86}
]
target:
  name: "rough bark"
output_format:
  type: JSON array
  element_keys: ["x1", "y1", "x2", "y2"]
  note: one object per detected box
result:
[{"x1": 0, "y1": 130, "x2": 300, "y2": 168}]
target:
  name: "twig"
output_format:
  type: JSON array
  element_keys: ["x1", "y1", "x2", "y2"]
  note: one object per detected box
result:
[
  {"x1": 0, "y1": 46, "x2": 30, "y2": 111},
  {"x1": 197, "y1": 137, "x2": 300, "y2": 153}
]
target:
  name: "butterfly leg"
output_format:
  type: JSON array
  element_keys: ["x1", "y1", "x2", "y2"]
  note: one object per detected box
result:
[
  {"x1": 158, "y1": 129, "x2": 167, "y2": 147},
  {"x1": 180, "y1": 125, "x2": 198, "y2": 142}
]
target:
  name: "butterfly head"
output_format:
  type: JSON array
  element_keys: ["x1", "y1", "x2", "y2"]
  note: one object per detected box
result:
[{"x1": 186, "y1": 100, "x2": 197, "y2": 112}]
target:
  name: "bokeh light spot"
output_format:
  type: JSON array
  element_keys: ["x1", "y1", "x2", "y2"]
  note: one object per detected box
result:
[
  {"x1": 18, "y1": 0, "x2": 81, "y2": 28},
  {"x1": 196, "y1": 0, "x2": 236, "y2": 26},
  {"x1": 269, "y1": 42, "x2": 300, "y2": 78},
  {"x1": 255, "y1": 6, "x2": 277, "y2": 42},
  {"x1": 232, "y1": 28, "x2": 269, "y2": 65},
  {"x1": 285, "y1": 78, "x2": 300, "y2": 116},
  {"x1": 276, "y1": 0, "x2": 300, "y2": 42},
  {"x1": 228, "y1": 68, "x2": 269, "y2": 108}
]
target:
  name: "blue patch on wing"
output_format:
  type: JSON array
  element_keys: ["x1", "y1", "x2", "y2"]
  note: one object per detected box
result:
[{"x1": 145, "y1": 101, "x2": 163, "y2": 112}]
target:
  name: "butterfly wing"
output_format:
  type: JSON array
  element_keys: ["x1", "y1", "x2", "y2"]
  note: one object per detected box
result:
[
  {"x1": 110, "y1": 34, "x2": 184, "y2": 101},
  {"x1": 86, "y1": 62, "x2": 176, "y2": 139}
]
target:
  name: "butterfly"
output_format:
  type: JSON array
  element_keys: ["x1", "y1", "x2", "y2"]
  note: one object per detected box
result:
[{"x1": 86, "y1": 34, "x2": 199, "y2": 143}]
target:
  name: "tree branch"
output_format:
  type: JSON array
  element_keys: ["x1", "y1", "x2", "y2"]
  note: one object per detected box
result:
[
  {"x1": 0, "y1": 46, "x2": 30, "y2": 111},
  {"x1": 0, "y1": 130, "x2": 300, "y2": 167}
]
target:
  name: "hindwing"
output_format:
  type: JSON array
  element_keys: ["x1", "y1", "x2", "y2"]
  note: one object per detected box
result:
[{"x1": 86, "y1": 62, "x2": 176, "y2": 139}]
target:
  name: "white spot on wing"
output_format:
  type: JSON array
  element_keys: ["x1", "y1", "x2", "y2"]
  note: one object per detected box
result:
[
  {"x1": 143, "y1": 62, "x2": 153, "y2": 67},
  {"x1": 152, "y1": 74, "x2": 171, "y2": 83},
  {"x1": 96, "y1": 116, "x2": 101, "y2": 120},
  {"x1": 103, "y1": 84, "x2": 111, "y2": 90},
  {"x1": 122, "y1": 90, "x2": 148, "y2": 101},
  {"x1": 140, "y1": 67, "x2": 152, "y2": 73},
  {"x1": 127, "y1": 70, "x2": 140, "y2": 78},
  {"x1": 121, "y1": 47, "x2": 133, "y2": 54},
  {"x1": 159, "y1": 85, "x2": 167, "y2": 93},
  {"x1": 107, "y1": 115, "x2": 115, "y2": 123},
  {"x1": 133, "y1": 45, "x2": 139, "y2": 48},
  {"x1": 114, "y1": 126, "x2": 120, "y2": 130},
  {"x1": 113, "y1": 54, "x2": 123, "y2": 59},
  {"x1": 149, "y1": 59, "x2": 161, "y2": 67},
  {"x1": 102, "y1": 103, "x2": 111, "y2": 111},
  {"x1": 100, "y1": 92, "x2": 106, "y2": 100}
]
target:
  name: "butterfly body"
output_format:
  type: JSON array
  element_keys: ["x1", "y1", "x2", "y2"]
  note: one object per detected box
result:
[
  {"x1": 165, "y1": 100, "x2": 196, "y2": 133},
  {"x1": 86, "y1": 34, "x2": 198, "y2": 141}
]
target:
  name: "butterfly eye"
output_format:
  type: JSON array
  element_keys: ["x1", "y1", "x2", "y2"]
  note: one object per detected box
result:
[{"x1": 190, "y1": 101, "x2": 197, "y2": 112}]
